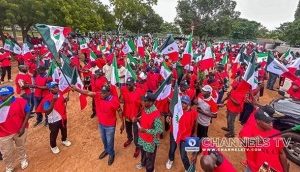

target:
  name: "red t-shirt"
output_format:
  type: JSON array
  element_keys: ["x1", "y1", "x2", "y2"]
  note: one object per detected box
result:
[
  {"x1": 34, "y1": 75, "x2": 49, "y2": 97},
  {"x1": 94, "y1": 93, "x2": 120, "y2": 126},
  {"x1": 0, "y1": 52, "x2": 11, "y2": 67},
  {"x1": 147, "y1": 72, "x2": 160, "y2": 92},
  {"x1": 91, "y1": 76, "x2": 107, "y2": 92},
  {"x1": 287, "y1": 80, "x2": 300, "y2": 100},
  {"x1": 226, "y1": 90, "x2": 244, "y2": 113},
  {"x1": 176, "y1": 109, "x2": 198, "y2": 142},
  {"x1": 0, "y1": 98, "x2": 29, "y2": 137},
  {"x1": 240, "y1": 125, "x2": 284, "y2": 172},
  {"x1": 121, "y1": 86, "x2": 143, "y2": 120},
  {"x1": 15, "y1": 73, "x2": 32, "y2": 95}
]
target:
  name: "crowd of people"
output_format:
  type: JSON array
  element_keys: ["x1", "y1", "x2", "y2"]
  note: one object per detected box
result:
[{"x1": 0, "y1": 32, "x2": 298, "y2": 172}]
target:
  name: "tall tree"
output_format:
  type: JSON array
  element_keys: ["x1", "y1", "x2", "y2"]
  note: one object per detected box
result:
[
  {"x1": 176, "y1": 0, "x2": 240, "y2": 38},
  {"x1": 109, "y1": 0, "x2": 157, "y2": 32},
  {"x1": 122, "y1": 5, "x2": 163, "y2": 33},
  {"x1": 295, "y1": 0, "x2": 300, "y2": 20},
  {"x1": 284, "y1": 19, "x2": 300, "y2": 46},
  {"x1": 6, "y1": 0, "x2": 46, "y2": 41},
  {"x1": 229, "y1": 18, "x2": 262, "y2": 40},
  {"x1": 0, "y1": 0, "x2": 12, "y2": 44}
]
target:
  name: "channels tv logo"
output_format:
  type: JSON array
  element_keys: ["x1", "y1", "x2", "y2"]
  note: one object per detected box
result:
[{"x1": 185, "y1": 137, "x2": 200, "y2": 152}]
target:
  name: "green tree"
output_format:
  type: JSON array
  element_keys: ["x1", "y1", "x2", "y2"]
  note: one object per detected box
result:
[
  {"x1": 269, "y1": 22, "x2": 291, "y2": 40},
  {"x1": 230, "y1": 18, "x2": 262, "y2": 40},
  {"x1": 0, "y1": 0, "x2": 12, "y2": 44},
  {"x1": 284, "y1": 19, "x2": 300, "y2": 45},
  {"x1": 160, "y1": 22, "x2": 181, "y2": 34},
  {"x1": 109, "y1": 0, "x2": 157, "y2": 31},
  {"x1": 45, "y1": 0, "x2": 105, "y2": 33},
  {"x1": 96, "y1": 2, "x2": 117, "y2": 31},
  {"x1": 175, "y1": 0, "x2": 240, "y2": 38},
  {"x1": 295, "y1": 0, "x2": 300, "y2": 20},
  {"x1": 122, "y1": 5, "x2": 163, "y2": 33}
]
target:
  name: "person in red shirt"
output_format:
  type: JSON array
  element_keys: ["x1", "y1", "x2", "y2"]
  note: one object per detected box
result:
[
  {"x1": 0, "y1": 50, "x2": 12, "y2": 84},
  {"x1": 200, "y1": 145, "x2": 237, "y2": 172},
  {"x1": 222, "y1": 79, "x2": 246, "y2": 138},
  {"x1": 0, "y1": 86, "x2": 31, "y2": 172},
  {"x1": 287, "y1": 79, "x2": 300, "y2": 101},
  {"x1": 119, "y1": 77, "x2": 143, "y2": 158},
  {"x1": 36, "y1": 82, "x2": 71, "y2": 154},
  {"x1": 240, "y1": 108, "x2": 289, "y2": 172},
  {"x1": 15, "y1": 65, "x2": 34, "y2": 112},
  {"x1": 89, "y1": 69, "x2": 108, "y2": 118},
  {"x1": 32, "y1": 66, "x2": 49, "y2": 126},
  {"x1": 72, "y1": 84, "x2": 121, "y2": 166},
  {"x1": 165, "y1": 95, "x2": 198, "y2": 171},
  {"x1": 195, "y1": 85, "x2": 218, "y2": 138}
]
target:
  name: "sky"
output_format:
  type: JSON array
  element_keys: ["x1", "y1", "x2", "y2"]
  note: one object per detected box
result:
[{"x1": 101, "y1": 0, "x2": 299, "y2": 30}]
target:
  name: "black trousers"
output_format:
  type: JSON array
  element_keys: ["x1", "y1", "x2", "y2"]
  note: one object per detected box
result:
[
  {"x1": 168, "y1": 133, "x2": 191, "y2": 170},
  {"x1": 48, "y1": 120, "x2": 67, "y2": 148},
  {"x1": 197, "y1": 123, "x2": 209, "y2": 138},
  {"x1": 125, "y1": 120, "x2": 138, "y2": 146},
  {"x1": 239, "y1": 103, "x2": 254, "y2": 125},
  {"x1": 141, "y1": 146, "x2": 157, "y2": 172},
  {"x1": 1, "y1": 66, "x2": 11, "y2": 81}
]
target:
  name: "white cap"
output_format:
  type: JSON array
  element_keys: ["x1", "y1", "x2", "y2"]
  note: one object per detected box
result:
[
  {"x1": 184, "y1": 65, "x2": 194, "y2": 72},
  {"x1": 139, "y1": 72, "x2": 147, "y2": 80},
  {"x1": 202, "y1": 85, "x2": 212, "y2": 93}
]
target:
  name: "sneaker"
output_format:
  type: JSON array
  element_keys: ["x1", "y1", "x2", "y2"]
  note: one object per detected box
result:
[
  {"x1": 123, "y1": 139, "x2": 133, "y2": 148},
  {"x1": 21, "y1": 159, "x2": 28, "y2": 169},
  {"x1": 166, "y1": 159, "x2": 174, "y2": 169},
  {"x1": 62, "y1": 140, "x2": 72, "y2": 147},
  {"x1": 8, "y1": 79, "x2": 13, "y2": 82},
  {"x1": 136, "y1": 163, "x2": 144, "y2": 170},
  {"x1": 133, "y1": 147, "x2": 140, "y2": 158},
  {"x1": 5, "y1": 167, "x2": 14, "y2": 172},
  {"x1": 50, "y1": 146, "x2": 60, "y2": 154}
]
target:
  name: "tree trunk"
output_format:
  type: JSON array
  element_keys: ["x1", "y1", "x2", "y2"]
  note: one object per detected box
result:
[{"x1": 12, "y1": 25, "x2": 17, "y2": 40}]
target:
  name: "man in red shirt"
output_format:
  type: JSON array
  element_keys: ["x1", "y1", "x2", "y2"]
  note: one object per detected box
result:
[
  {"x1": 32, "y1": 66, "x2": 49, "y2": 126},
  {"x1": 15, "y1": 65, "x2": 34, "y2": 112},
  {"x1": 240, "y1": 108, "x2": 289, "y2": 172},
  {"x1": 120, "y1": 77, "x2": 143, "y2": 158},
  {"x1": 0, "y1": 86, "x2": 31, "y2": 172},
  {"x1": 72, "y1": 84, "x2": 121, "y2": 166},
  {"x1": 165, "y1": 95, "x2": 198, "y2": 171},
  {"x1": 0, "y1": 50, "x2": 12, "y2": 84}
]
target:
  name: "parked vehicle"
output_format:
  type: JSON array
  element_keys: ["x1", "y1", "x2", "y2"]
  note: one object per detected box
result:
[{"x1": 271, "y1": 98, "x2": 300, "y2": 166}]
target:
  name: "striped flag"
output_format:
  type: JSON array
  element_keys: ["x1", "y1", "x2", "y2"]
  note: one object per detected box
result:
[
  {"x1": 0, "y1": 95, "x2": 14, "y2": 123},
  {"x1": 160, "y1": 61, "x2": 172, "y2": 79},
  {"x1": 3, "y1": 39, "x2": 22, "y2": 54},
  {"x1": 35, "y1": 24, "x2": 71, "y2": 58},
  {"x1": 160, "y1": 35, "x2": 179, "y2": 61},
  {"x1": 169, "y1": 82, "x2": 183, "y2": 142},
  {"x1": 155, "y1": 74, "x2": 172, "y2": 101},
  {"x1": 110, "y1": 56, "x2": 120, "y2": 85},
  {"x1": 137, "y1": 36, "x2": 145, "y2": 57},
  {"x1": 181, "y1": 34, "x2": 193, "y2": 66}
]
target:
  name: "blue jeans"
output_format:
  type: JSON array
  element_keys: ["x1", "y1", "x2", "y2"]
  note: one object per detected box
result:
[
  {"x1": 168, "y1": 133, "x2": 190, "y2": 170},
  {"x1": 21, "y1": 93, "x2": 34, "y2": 112},
  {"x1": 34, "y1": 96, "x2": 43, "y2": 122},
  {"x1": 98, "y1": 124, "x2": 115, "y2": 156}
]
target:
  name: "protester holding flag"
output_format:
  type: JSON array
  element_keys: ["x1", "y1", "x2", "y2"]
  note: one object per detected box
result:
[
  {"x1": 165, "y1": 95, "x2": 198, "y2": 170},
  {"x1": 36, "y1": 82, "x2": 71, "y2": 154},
  {"x1": 0, "y1": 86, "x2": 31, "y2": 172},
  {"x1": 0, "y1": 50, "x2": 12, "y2": 84},
  {"x1": 71, "y1": 84, "x2": 120, "y2": 165},
  {"x1": 136, "y1": 92, "x2": 163, "y2": 172}
]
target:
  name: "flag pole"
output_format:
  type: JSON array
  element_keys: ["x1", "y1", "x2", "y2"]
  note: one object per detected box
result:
[{"x1": 53, "y1": 54, "x2": 71, "y2": 87}]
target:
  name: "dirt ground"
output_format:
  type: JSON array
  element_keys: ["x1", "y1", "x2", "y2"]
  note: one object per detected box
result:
[{"x1": 0, "y1": 63, "x2": 300, "y2": 172}]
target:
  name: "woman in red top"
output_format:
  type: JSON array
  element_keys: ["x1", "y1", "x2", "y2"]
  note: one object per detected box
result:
[{"x1": 0, "y1": 51, "x2": 12, "y2": 84}]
